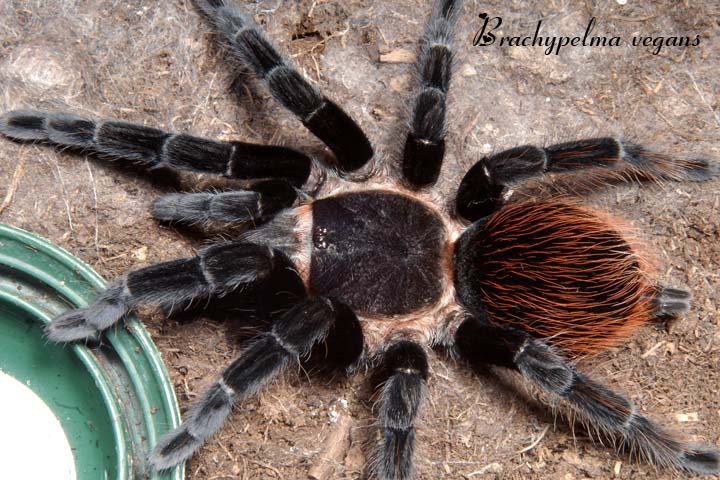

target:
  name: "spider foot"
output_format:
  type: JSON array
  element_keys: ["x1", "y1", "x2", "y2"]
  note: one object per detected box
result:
[
  {"x1": 0, "y1": 110, "x2": 57, "y2": 141},
  {"x1": 46, "y1": 283, "x2": 129, "y2": 342},
  {"x1": 151, "y1": 382, "x2": 236, "y2": 470},
  {"x1": 150, "y1": 428, "x2": 204, "y2": 471},
  {"x1": 623, "y1": 143, "x2": 717, "y2": 182},
  {"x1": 45, "y1": 309, "x2": 101, "y2": 343},
  {"x1": 652, "y1": 286, "x2": 692, "y2": 318},
  {"x1": 677, "y1": 448, "x2": 720, "y2": 475}
]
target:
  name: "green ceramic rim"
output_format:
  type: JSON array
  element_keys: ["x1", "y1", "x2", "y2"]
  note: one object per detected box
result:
[{"x1": 0, "y1": 223, "x2": 184, "y2": 480}]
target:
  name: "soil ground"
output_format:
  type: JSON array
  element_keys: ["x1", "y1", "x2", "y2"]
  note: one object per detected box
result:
[{"x1": 1, "y1": 1, "x2": 718, "y2": 479}]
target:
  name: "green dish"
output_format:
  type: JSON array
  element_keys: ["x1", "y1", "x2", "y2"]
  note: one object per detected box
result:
[{"x1": 0, "y1": 223, "x2": 184, "y2": 480}]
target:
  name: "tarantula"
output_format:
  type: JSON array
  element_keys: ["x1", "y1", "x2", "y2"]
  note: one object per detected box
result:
[{"x1": 1, "y1": 0, "x2": 718, "y2": 478}]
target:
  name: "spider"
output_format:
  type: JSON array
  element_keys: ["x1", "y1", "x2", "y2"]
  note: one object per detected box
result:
[{"x1": 0, "y1": 0, "x2": 718, "y2": 478}]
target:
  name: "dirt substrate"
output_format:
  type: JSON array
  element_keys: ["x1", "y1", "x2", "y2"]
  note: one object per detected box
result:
[{"x1": 1, "y1": 1, "x2": 718, "y2": 479}]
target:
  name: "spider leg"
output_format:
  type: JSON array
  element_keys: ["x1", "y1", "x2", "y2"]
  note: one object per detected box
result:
[
  {"x1": 402, "y1": 0, "x2": 461, "y2": 187},
  {"x1": 46, "y1": 242, "x2": 280, "y2": 342},
  {"x1": 194, "y1": 0, "x2": 373, "y2": 172},
  {"x1": 152, "y1": 179, "x2": 296, "y2": 226},
  {"x1": 161, "y1": 246, "x2": 307, "y2": 329},
  {"x1": 456, "y1": 137, "x2": 717, "y2": 221},
  {"x1": 651, "y1": 286, "x2": 692, "y2": 319},
  {"x1": 372, "y1": 341, "x2": 428, "y2": 480},
  {"x1": 454, "y1": 315, "x2": 720, "y2": 475},
  {"x1": 150, "y1": 296, "x2": 361, "y2": 470},
  {"x1": 0, "y1": 110, "x2": 312, "y2": 186}
]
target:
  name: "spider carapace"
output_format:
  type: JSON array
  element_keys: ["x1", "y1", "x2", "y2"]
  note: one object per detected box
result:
[
  {"x1": 1, "y1": 0, "x2": 717, "y2": 478},
  {"x1": 309, "y1": 190, "x2": 447, "y2": 317}
]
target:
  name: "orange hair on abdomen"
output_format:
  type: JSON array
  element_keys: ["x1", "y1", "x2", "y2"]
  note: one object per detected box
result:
[{"x1": 464, "y1": 200, "x2": 655, "y2": 356}]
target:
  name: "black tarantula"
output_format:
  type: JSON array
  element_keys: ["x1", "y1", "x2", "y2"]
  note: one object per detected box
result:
[{"x1": 1, "y1": 0, "x2": 718, "y2": 478}]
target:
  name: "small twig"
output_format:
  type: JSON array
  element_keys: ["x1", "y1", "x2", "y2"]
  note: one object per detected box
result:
[
  {"x1": 460, "y1": 110, "x2": 483, "y2": 147},
  {"x1": 84, "y1": 158, "x2": 100, "y2": 259},
  {"x1": 0, "y1": 154, "x2": 26, "y2": 216},
  {"x1": 641, "y1": 340, "x2": 665, "y2": 358},
  {"x1": 467, "y1": 462, "x2": 503, "y2": 477},
  {"x1": 51, "y1": 158, "x2": 74, "y2": 233},
  {"x1": 430, "y1": 460, "x2": 485, "y2": 465},
  {"x1": 246, "y1": 458, "x2": 282, "y2": 478},
  {"x1": 515, "y1": 425, "x2": 550, "y2": 454},
  {"x1": 216, "y1": 438, "x2": 236, "y2": 463},
  {"x1": 311, "y1": 54, "x2": 322, "y2": 83},
  {"x1": 308, "y1": 414, "x2": 352, "y2": 480},
  {"x1": 686, "y1": 70, "x2": 720, "y2": 127},
  {"x1": 607, "y1": 14, "x2": 659, "y2": 22}
]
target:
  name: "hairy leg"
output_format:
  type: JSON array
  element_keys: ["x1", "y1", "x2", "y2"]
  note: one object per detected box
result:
[
  {"x1": 456, "y1": 137, "x2": 716, "y2": 221},
  {"x1": 46, "y1": 242, "x2": 282, "y2": 342},
  {"x1": 194, "y1": 0, "x2": 373, "y2": 172},
  {"x1": 651, "y1": 286, "x2": 692, "y2": 318},
  {"x1": 152, "y1": 179, "x2": 297, "y2": 226},
  {"x1": 454, "y1": 315, "x2": 719, "y2": 475},
  {"x1": 402, "y1": 0, "x2": 461, "y2": 187},
  {"x1": 372, "y1": 341, "x2": 428, "y2": 480},
  {"x1": 150, "y1": 297, "x2": 362, "y2": 470},
  {"x1": 0, "y1": 110, "x2": 312, "y2": 186}
]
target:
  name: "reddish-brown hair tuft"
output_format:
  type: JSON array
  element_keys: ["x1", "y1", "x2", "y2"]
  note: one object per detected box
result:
[{"x1": 463, "y1": 200, "x2": 655, "y2": 356}]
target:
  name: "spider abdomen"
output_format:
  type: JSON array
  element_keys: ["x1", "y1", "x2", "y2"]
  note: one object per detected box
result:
[
  {"x1": 454, "y1": 201, "x2": 655, "y2": 355},
  {"x1": 309, "y1": 191, "x2": 447, "y2": 317}
]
